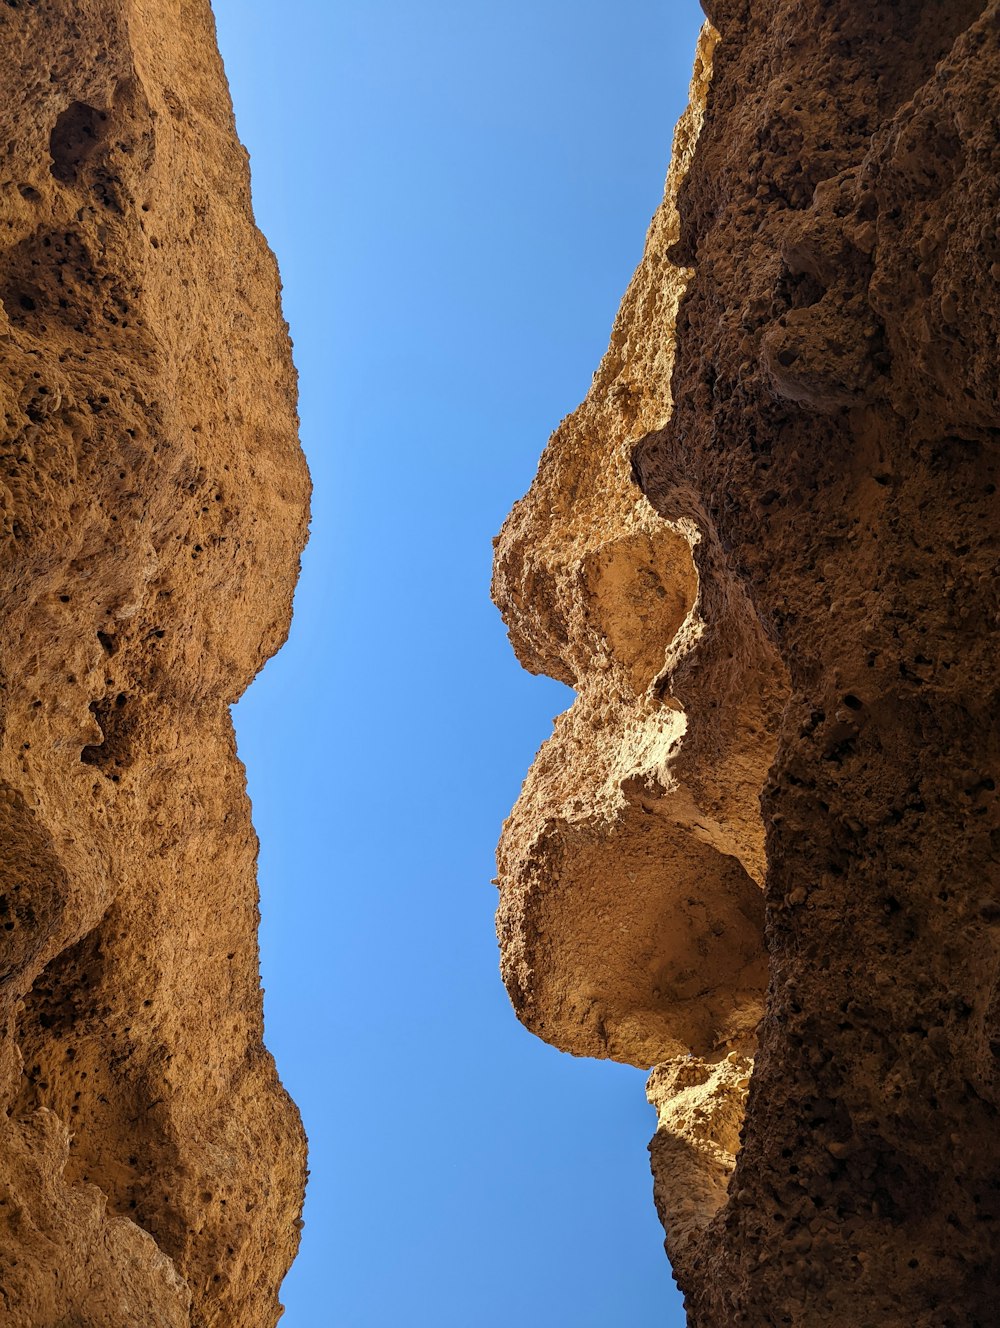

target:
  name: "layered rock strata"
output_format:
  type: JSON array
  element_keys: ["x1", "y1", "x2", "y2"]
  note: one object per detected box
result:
[
  {"x1": 494, "y1": 3, "x2": 1000, "y2": 1323},
  {"x1": 0, "y1": 3, "x2": 309, "y2": 1325}
]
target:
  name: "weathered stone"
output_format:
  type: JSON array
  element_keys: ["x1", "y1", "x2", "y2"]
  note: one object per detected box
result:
[
  {"x1": 495, "y1": 2, "x2": 1000, "y2": 1322},
  {"x1": 495, "y1": 26, "x2": 782, "y2": 1072},
  {"x1": 0, "y1": 2, "x2": 309, "y2": 1325}
]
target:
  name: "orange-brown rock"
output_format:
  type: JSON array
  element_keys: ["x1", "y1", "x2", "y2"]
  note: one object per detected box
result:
[
  {"x1": 495, "y1": 3, "x2": 1000, "y2": 1323},
  {"x1": 0, "y1": 3, "x2": 309, "y2": 1325}
]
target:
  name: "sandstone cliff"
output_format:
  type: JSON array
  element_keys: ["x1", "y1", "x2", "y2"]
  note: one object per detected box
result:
[
  {"x1": 0, "y1": 3, "x2": 309, "y2": 1325},
  {"x1": 494, "y1": 3, "x2": 1000, "y2": 1323}
]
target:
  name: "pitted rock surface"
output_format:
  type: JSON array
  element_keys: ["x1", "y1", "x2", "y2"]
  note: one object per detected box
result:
[
  {"x1": 494, "y1": 27, "x2": 782, "y2": 1074},
  {"x1": 0, "y1": 3, "x2": 309, "y2": 1325},
  {"x1": 495, "y1": 3, "x2": 1000, "y2": 1323}
]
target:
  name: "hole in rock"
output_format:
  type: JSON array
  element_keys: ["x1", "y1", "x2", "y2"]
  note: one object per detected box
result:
[
  {"x1": 49, "y1": 102, "x2": 109, "y2": 184},
  {"x1": 14, "y1": 913, "x2": 186, "y2": 1258}
]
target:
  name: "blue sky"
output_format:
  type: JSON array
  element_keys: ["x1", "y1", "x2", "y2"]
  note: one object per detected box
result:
[{"x1": 212, "y1": 2, "x2": 705, "y2": 1323}]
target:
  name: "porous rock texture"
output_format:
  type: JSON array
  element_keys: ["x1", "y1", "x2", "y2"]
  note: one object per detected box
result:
[
  {"x1": 0, "y1": 3, "x2": 309, "y2": 1325},
  {"x1": 494, "y1": 2, "x2": 1000, "y2": 1324}
]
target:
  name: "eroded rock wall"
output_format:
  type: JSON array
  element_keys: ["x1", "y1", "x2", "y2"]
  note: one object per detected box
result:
[
  {"x1": 0, "y1": 3, "x2": 309, "y2": 1325},
  {"x1": 495, "y1": 3, "x2": 1000, "y2": 1323}
]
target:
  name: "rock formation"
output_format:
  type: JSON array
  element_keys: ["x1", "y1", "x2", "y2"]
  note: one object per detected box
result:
[
  {"x1": 0, "y1": 3, "x2": 309, "y2": 1325},
  {"x1": 494, "y1": 3, "x2": 1000, "y2": 1323}
]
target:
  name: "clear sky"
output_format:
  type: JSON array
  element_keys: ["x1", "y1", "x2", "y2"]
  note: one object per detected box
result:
[{"x1": 211, "y1": 2, "x2": 705, "y2": 1324}]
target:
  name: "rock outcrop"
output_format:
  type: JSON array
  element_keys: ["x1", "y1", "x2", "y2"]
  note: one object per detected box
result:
[
  {"x1": 494, "y1": 3, "x2": 1000, "y2": 1323},
  {"x1": 0, "y1": 3, "x2": 309, "y2": 1325}
]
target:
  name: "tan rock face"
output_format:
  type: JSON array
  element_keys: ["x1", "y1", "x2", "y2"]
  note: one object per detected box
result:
[
  {"x1": 495, "y1": 27, "x2": 784, "y2": 1074},
  {"x1": 495, "y1": 2, "x2": 1000, "y2": 1322},
  {"x1": 0, "y1": 3, "x2": 309, "y2": 1326}
]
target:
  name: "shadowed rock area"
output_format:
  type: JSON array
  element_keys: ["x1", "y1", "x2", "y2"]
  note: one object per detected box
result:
[
  {"x1": 0, "y1": 2, "x2": 309, "y2": 1325},
  {"x1": 494, "y1": 3, "x2": 1000, "y2": 1323}
]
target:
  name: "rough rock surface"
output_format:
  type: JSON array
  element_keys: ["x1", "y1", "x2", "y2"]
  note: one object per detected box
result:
[
  {"x1": 495, "y1": 3, "x2": 1000, "y2": 1323},
  {"x1": 0, "y1": 3, "x2": 309, "y2": 1325}
]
